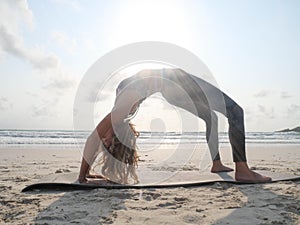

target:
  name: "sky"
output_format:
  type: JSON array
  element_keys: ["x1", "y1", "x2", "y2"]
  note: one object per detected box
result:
[{"x1": 0, "y1": 0, "x2": 299, "y2": 132}]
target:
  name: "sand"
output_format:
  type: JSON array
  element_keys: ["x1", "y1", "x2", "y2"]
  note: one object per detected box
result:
[{"x1": 0, "y1": 144, "x2": 299, "y2": 225}]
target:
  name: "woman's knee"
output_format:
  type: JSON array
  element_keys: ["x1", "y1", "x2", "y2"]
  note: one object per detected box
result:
[
  {"x1": 234, "y1": 105, "x2": 244, "y2": 118},
  {"x1": 228, "y1": 103, "x2": 243, "y2": 116},
  {"x1": 231, "y1": 104, "x2": 243, "y2": 116},
  {"x1": 203, "y1": 111, "x2": 218, "y2": 127},
  {"x1": 227, "y1": 104, "x2": 244, "y2": 127}
]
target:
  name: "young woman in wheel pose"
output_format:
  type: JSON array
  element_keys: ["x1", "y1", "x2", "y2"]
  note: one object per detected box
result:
[{"x1": 78, "y1": 68, "x2": 271, "y2": 184}]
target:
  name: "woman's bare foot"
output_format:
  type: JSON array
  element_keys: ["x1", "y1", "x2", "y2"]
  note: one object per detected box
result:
[
  {"x1": 211, "y1": 160, "x2": 234, "y2": 173},
  {"x1": 235, "y1": 162, "x2": 272, "y2": 183}
]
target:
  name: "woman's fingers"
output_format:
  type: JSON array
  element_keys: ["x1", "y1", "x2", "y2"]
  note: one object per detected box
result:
[{"x1": 86, "y1": 174, "x2": 106, "y2": 179}]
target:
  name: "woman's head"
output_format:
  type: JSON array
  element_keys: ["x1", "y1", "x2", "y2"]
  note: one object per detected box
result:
[{"x1": 99, "y1": 122, "x2": 139, "y2": 184}]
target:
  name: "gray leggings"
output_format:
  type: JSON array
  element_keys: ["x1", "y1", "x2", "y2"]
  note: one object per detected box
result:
[
  {"x1": 114, "y1": 69, "x2": 247, "y2": 162},
  {"x1": 160, "y1": 69, "x2": 246, "y2": 162}
]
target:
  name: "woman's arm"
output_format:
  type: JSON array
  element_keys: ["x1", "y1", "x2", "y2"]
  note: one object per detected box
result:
[
  {"x1": 79, "y1": 113, "x2": 113, "y2": 183},
  {"x1": 78, "y1": 88, "x2": 141, "y2": 183}
]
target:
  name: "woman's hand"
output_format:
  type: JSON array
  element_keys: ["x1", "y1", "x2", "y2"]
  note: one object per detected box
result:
[
  {"x1": 86, "y1": 173, "x2": 106, "y2": 179},
  {"x1": 78, "y1": 174, "x2": 112, "y2": 185},
  {"x1": 78, "y1": 176, "x2": 88, "y2": 183},
  {"x1": 78, "y1": 173, "x2": 106, "y2": 183}
]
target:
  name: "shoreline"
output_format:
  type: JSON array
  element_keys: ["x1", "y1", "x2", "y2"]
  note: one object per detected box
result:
[{"x1": 1, "y1": 142, "x2": 300, "y2": 148}]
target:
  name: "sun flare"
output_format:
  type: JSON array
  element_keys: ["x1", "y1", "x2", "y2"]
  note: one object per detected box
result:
[{"x1": 107, "y1": 0, "x2": 195, "y2": 48}]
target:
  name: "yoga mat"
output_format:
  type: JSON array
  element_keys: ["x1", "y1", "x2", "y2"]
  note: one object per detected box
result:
[{"x1": 22, "y1": 170, "x2": 300, "y2": 192}]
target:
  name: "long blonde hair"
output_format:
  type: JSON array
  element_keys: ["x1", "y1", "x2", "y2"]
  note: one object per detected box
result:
[{"x1": 98, "y1": 122, "x2": 139, "y2": 184}]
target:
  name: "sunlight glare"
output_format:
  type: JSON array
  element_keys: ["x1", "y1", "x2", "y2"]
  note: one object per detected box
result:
[{"x1": 108, "y1": 0, "x2": 195, "y2": 48}]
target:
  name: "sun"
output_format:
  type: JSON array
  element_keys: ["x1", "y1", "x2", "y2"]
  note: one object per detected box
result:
[{"x1": 106, "y1": 0, "x2": 195, "y2": 48}]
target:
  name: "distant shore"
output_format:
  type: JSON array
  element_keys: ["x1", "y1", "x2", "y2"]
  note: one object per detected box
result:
[{"x1": 276, "y1": 126, "x2": 300, "y2": 132}]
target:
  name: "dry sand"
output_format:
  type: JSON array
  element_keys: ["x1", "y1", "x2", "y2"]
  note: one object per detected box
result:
[{"x1": 0, "y1": 144, "x2": 299, "y2": 225}]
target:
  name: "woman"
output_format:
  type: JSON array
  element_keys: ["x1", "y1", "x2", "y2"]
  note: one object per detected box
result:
[{"x1": 79, "y1": 68, "x2": 271, "y2": 183}]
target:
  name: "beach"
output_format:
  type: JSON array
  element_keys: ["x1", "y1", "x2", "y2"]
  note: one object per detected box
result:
[
  {"x1": 1, "y1": 0, "x2": 300, "y2": 224},
  {"x1": 0, "y1": 143, "x2": 299, "y2": 225}
]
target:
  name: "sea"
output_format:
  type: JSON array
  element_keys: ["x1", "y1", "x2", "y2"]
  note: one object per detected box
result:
[{"x1": 0, "y1": 129, "x2": 300, "y2": 148}]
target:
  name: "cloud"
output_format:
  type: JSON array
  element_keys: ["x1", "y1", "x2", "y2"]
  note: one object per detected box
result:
[
  {"x1": 44, "y1": 74, "x2": 78, "y2": 93},
  {"x1": 0, "y1": 1, "x2": 59, "y2": 70},
  {"x1": 31, "y1": 97, "x2": 59, "y2": 118},
  {"x1": 258, "y1": 105, "x2": 266, "y2": 113},
  {"x1": 287, "y1": 104, "x2": 300, "y2": 115},
  {"x1": 51, "y1": 31, "x2": 77, "y2": 54},
  {"x1": 0, "y1": 97, "x2": 13, "y2": 110},
  {"x1": 31, "y1": 105, "x2": 56, "y2": 118},
  {"x1": 0, "y1": 1, "x2": 79, "y2": 98},
  {"x1": 253, "y1": 90, "x2": 270, "y2": 98},
  {"x1": 31, "y1": 105, "x2": 51, "y2": 117},
  {"x1": 0, "y1": 26, "x2": 59, "y2": 69},
  {"x1": 280, "y1": 91, "x2": 292, "y2": 99},
  {"x1": 26, "y1": 91, "x2": 38, "y2": 98},
  {"x1": 0, "y1": 97, "x2": 8, "y2": 110},
  {"x1": 0, "y1": 0, "x2": 33, "y2": 30},
  {"x1": 254, "y1": 90, "x2": 294, "y2": 99},
  {"x1": 87, "y1": 88, "x2": 111, "y2": 103},
  {"x1": 258, "y1": 105, "x2": 275, "y2": 119}
]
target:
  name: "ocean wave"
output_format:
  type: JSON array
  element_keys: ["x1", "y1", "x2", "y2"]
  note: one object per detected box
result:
[{"x1": 0, "y1": 130, "x2": 300, "y2": 146}]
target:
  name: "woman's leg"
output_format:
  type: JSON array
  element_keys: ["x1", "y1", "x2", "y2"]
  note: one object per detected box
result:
[
  {"x1": 162, "y1": 70, "x2": 270, "y2": 181},
  {"x1": 223, "y1": 95, "x2": 247, "y2": 162},
  {"x1": 199, "y1": 106, "x2": 233, "y2": 172},
  {"x1": 184, "y1": 72, "x2": 247, "y2": 163},
  {"x1": 190, "y1": 76, "x2": 271, "y2": 181},
  {"x1": 161, "y1": 72, "x2": 231, "y2": 171},
  {"x1": 211, "y1": 92, "x2": 270, "y2": 181},
  {"x1": 205, "y1": 110, "x2": 220, "y2": 161}
]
